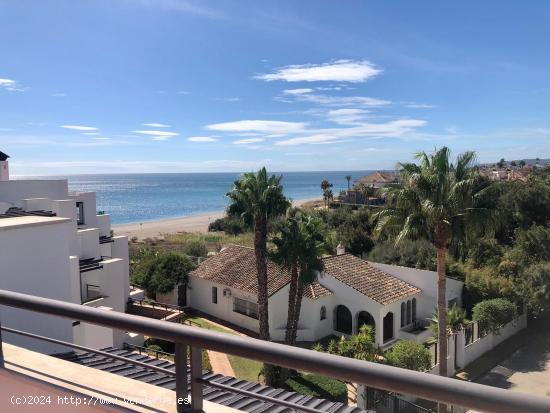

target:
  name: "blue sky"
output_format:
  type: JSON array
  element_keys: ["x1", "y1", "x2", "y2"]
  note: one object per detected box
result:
[{"x1": 1, "y1": 0, "x2": 549, "y2": 175}]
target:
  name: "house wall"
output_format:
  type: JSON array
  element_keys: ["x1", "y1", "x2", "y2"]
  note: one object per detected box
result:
[
  {"x1": 78, "y1": 228, "x2": 101, "y2": 260},
  {"x1": 0, "y1": 217, "x2": 75, "y2": 354},
  {"x1": 0, "y1": 179, "x2": 69, "y2": 207},
  {"x1": 268, "y1": 284, "x2": 335, "y2": 342},
  {"x1": 187, "y1": 276, "x2": 260, "y2": 333},
  {"x1": 70, "y1": 192, "x2": 98, "y2": 229}
]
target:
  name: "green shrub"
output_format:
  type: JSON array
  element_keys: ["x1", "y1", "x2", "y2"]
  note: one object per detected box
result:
[
  {"x1": 517, "y1": 262, "x2": 550, "y2": 316},
  {"x1": 182, "y1": 238, "x2": 208, "y2": 258},
  {"x1": 385, "y1": 340, "x2": 431, "y2": 372},
  {"x1": 472, "y1": 298, "x2": 517, "y2": 334},
  {"x1": 208, "y1": 216, "x2": 246, "y2": 235},
  {"x1": 133, "y1": 251, "x2": 196, "y2": 295}
]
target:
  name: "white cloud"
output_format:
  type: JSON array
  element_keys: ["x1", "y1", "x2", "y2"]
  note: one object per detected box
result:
[
  {"x1": 206, "y1": 120, "x2": 307, "y2": 134},
  {"x1": 256, "y1": 60, "x2": 381, "y2": 83},
  {"x1": 327, "y1": 108, "x2": 369, "y2": 125},
  {"x1": 83, "y1": 132, "x2": 100, "y2": 136},
  {"x1": 0, "y1": 78, "x2": 27, "y2": 92},
  {"x1": 213, "y1": 97, "x2": 240, "y2": 102},
  {"x1": 297, "y1": 93, "x2": 390, "y2": 107},
  {"x1": 133, "y1": 130, "x2": 179, "y2": 137},
  {"x1": 275, "y1": 119, "x2": 427, "y2": 146},
  {"x1": 51, "y1": 92, "x2": 67, "y2": 97},
  {"x1": 404, "y1": 103, "x2": 436, "y2": 109},
  {"x1": 282, "y1": 88, "x2": 314, "y2": 95},
  {"x1": 61, "y1": 125, "x2": 99, "y2": 131},
  {"x1": 143, "y1": 123, "x2": 171, "y2": 128},
  {"x1": 188, "y1": 136, "x2": 218, "y2": 142},
  {"x1": 233, "y1": 138, "x2": 265, "y2": 145}
]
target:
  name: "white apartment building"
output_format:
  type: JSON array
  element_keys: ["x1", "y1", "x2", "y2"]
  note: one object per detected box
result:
[{"x1": 0, "y1": 152, "x2": 142, "y2": 353}]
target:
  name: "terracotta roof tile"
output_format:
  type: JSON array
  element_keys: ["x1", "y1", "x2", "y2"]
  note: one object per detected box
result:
[
  {"x1": 189, "y1": 245, "x2": 291, "y2": 297},
  {"x1": 303, "y1": 282, "x2": 333, "y2": 300},
  {"x1": 321, "y1": 254, "x2": 420, "y2": 305}
]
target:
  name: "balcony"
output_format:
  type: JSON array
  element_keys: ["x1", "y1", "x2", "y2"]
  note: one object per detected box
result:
[{"x1": 1, "y1": 289, "x2": 549, "y2": 413}]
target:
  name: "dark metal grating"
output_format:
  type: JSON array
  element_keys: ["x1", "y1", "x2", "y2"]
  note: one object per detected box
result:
[
  {"x1": 55, "y1": 347, "x2": 370, "y2": 413},
  {"x1": 0, "y1": 207, "x2": 56, "y2": 219}
]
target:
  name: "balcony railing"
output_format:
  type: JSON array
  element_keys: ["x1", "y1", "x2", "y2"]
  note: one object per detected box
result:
[{"x1": 0, "y1": 288, "x2": 549, "y2": 413}]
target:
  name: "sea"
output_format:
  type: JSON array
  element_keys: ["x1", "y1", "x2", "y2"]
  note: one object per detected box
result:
[{"x1": 48, "y1": 171, "x2": 372, "y2": 225}]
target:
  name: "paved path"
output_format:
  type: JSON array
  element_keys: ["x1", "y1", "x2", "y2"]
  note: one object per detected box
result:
[
  {"x1": 207, "y1": 350, "x2": 236, "y2": 377},
  {"x1": 474, "y1": 331, "x2": 550, "y2": 397}
]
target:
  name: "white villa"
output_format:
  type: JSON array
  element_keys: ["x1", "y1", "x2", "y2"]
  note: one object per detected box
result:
[
  {"x1": 187, "y1": 244, "x2": 464, "y2": 348},
  {"x1": 0, "y1": 152, "x2": 143, "y2": 353}
]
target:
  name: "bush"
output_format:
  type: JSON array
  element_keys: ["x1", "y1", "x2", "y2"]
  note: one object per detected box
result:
[
  {"x1": 368, "y1": 239, "x2": 436, "y2": 270},
  {"x1": 472, "y1": 298, "x2": 517, "y2": 334},
  {"x1": 208, "y1": 216, "x2": 246, "y2": 235},
  {"x1": 182, "y1": 238, "x2": 208, "y2": 258},
  {"x1": 462, "y1": 267, "x2": 516, "y2": 315},
  {"x1": 133, "y1": 251, "x2": 196, "y2": 296},
  {"x1": 385, "y1": 340, "x2": 431, "y2": 372},
  {"x1": 517, "y1": 262, "x2": 550, "y2": 317}
]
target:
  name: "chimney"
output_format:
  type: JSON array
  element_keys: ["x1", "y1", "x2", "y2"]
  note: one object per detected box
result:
[
  {"x1": 0, "y1": 151, "x2": 9, "y2": 182},
  {"x1": 336, "y1": 242, "x2": 345, "y2": 255}
]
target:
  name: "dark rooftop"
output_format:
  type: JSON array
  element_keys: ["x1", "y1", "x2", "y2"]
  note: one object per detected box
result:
[
  {"x1": 0, "y1": 207, "x2": 56, "y2": 219},
  {"x1": 0, "y1": 151, "x2": 9, "y2": 161}
]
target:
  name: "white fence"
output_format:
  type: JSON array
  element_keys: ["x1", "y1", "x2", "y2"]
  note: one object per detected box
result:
[{"x1": 429, "y1": 311, "x2": 527, "y2": 376}]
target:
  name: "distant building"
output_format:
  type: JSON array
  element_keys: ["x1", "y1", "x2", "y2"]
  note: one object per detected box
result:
[
  {"x1": 355, "y1": 171, "x2": 399, "y2": 189},
  {"x1": 479, "y1": 167, "x2": 531, "y2": 182},
  {"x1": 0, "y1": 151, "x2": 143, "y2": 353}
]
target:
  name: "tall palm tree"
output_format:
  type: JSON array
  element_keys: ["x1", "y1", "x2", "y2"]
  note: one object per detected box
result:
[
  {"x1": 345, "y1": 175, "x2": 352, "y2": 191},
  {"x1": 227, "y1": 167, "x2": 290, "y2": 385},
  {"x1": 375, "y1": 148, "x2": 497, "y2": 411},
  {"x1": 271, "y1": 210, "x2": 326, "y2": 346},
  {"x1": 320, "y1": 180, "x2": 332, "y2": 208}
]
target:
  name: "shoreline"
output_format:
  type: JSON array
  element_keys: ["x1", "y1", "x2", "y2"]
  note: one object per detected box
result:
[{"x1": 113, "y1": 197, "x2": 320, "y2": 239}]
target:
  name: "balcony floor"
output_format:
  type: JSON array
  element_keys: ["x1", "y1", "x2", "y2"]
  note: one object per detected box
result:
[{"x1": 1, "y1": 343, "x2": 240, "y2": 413}]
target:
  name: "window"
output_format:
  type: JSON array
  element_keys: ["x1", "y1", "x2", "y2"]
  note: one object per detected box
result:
[
  {"x1": 320, "y1": 306, "x2": 327, "y2": 320},
  {"x1": 412, "y1": 298, "x2": 417, "y2": 322},
  {"x1": 400, "y1": 302, "x2": 406, "y2": 327},
  {"x1": 406, "y1": 300, "x2": 412, "y2": 325},
  {"x1": 233, "y1": 297, "x2": 258, "y2": 319},
  {"x1": 212, "y1": 287, "x2": 218, "y2": 304},
  {"x1": 76, "y1": 201, "x2": 85, "y2": 225}
]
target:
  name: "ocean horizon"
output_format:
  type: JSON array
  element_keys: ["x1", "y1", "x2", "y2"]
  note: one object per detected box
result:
[{"x1": 24, "y1": 171, "x2": 374, "y2": 225}]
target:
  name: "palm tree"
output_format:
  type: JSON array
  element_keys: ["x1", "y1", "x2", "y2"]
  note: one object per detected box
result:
[
  {"x1": 375, "y1": 147, "x2": 498, "y2": 410},
  {"x1": 227, "y1": 167, "x2": 290, "y2": 385},
  {"x1": 320, "y1": 180, "x2": 332, "y2": 208},
  {"x1": 430, "y1": 304, "x2": 468, "y2": 335},
  {"x1": 271, "y1": 210, "x2": 326, "y2": 346},
  {"x1": 356, "y1": 182, "x2": 374, "y2": 204},
  {"x1": 345, "y1": 175, "x2": 352, "y2": 191}
]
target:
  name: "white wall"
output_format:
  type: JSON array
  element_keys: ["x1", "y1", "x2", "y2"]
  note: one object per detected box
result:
[
  {"x1": 0, "y1": 179, "x2": 68, "y2": 207},
  {"x1": 0, "y1": 216, "x2": 74, "y2": 354},
  {"x1": 188, "y1": 276, "x2": 260, "y2": 333},
  {"x1": 78, "y1": 228, "x2": 101, "y2": 260},
  {"x1": 70, "y1": 192, "x2": 97, "y2": 229},
  {"x1": 96, "y1": 214, "x2": 111, "y2": 237},
  {"x1": 269, "y1": 284, "x2": 334, "y2": 342}
]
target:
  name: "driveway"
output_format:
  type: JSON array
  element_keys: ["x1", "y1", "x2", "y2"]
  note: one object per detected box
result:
[{"x1": 474, "y1": 330, "x2": 550, "y2": 397}]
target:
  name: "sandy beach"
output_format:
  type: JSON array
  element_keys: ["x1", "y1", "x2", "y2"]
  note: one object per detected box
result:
[{"x1": 113, "y1": 197, "x2": 320, "y2": 240}]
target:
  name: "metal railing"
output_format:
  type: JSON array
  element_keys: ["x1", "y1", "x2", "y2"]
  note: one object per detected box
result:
[{"x1": 1, "y1": 289, "x2": 550, "y2": 413}]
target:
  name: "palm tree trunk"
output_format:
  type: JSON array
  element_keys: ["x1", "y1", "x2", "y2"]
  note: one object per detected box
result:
[
  {"x1": 254, "y1": 214, "x2": 276, "y2": 386},
  {"x1": 285, "y1": 264, "x2": 298, "y2": 344},
  {"x1": 436, "y1": 244, "x2": 448, "y2": 413},
  {"x1": 290, "y1": 281, "x2": 305, "y2": 346}
]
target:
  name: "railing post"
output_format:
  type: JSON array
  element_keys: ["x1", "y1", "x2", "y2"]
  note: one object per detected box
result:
[
  {"x1": 175, "y1": 342, "x2": 188, "y2": 413},
  {"x1": 0, "y1": 317, "x2": 4, "y2": 368},
  {"x1": 190, "y1": 347, "x2": 203, "y2": 412}
]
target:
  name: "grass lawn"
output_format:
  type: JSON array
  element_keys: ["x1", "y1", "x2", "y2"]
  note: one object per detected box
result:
[
  {"x1": 285, "y1": 373, "x2": 347, "y2": 403},
  {"x1": 182, "y1": 315, "x2": 263, "y2": 381}
]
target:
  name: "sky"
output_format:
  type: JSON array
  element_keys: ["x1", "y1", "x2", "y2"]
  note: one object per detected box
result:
[{"x1": 1, "y1": 0, "x2": 549, "y2": 175}]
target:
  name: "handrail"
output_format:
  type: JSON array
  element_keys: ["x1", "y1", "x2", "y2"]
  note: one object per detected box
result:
[{"x1": 1, "y1": 289, "x2": 550, "y2": 413}]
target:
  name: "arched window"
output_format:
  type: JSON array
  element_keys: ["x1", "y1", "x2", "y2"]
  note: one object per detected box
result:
[
  {"x1": 412, "y1": 298, "x2": 417, "y2": 322},
  {"x1": 334, "y1": 305, "x2": 352, "y2": 334},
  {"x1": 320, "y1": 306, "x2": 327, "y2": 320},
  {"x1": 406, "y1": 300, "x2": 412, "y2": 325},
  {"x1": 400, "y1": 302, "x2": 406, "y2": 327}
]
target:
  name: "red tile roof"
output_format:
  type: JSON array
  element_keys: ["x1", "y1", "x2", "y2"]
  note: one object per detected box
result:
[{"x1": 321, "y1": 253, "x2": 420, "y2": 305}]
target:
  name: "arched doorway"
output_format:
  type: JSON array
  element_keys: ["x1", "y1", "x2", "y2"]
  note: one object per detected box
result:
[
  {"x1": 334, "y1": 305, "x2": 352, "y2": 334},
  {"x1": 383, "y1": 312, "x2": 394, "y2": 342},
  {"x1": 357, "y1": 311, "x2": 376, "y2": 334}
]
